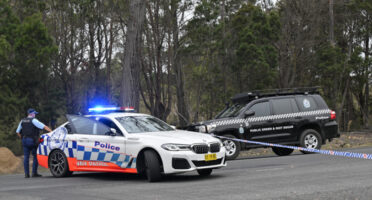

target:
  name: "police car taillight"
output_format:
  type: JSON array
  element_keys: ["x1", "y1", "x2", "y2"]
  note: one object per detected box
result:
[
  {"x1": 330, "y1": 110, "x2": 336, "y2": 120},
  {"x1": 88, "y1": 106, "x2": 136, "y2": 113}
]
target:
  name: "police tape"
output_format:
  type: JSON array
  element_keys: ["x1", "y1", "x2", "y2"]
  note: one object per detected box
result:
[{"x1": 214, "y1": 135, "x2": 372, "y2": 160}]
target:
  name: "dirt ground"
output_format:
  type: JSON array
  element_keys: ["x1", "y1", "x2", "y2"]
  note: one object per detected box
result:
[
  {"x1": 1, "y1": 132, "x2": 371, "y2": 174},
  {"x1": 0, "y1": 147, "x2": 21, "y2": 174}
]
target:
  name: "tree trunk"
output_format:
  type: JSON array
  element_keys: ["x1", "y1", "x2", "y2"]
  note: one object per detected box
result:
[
  {"x1": 329, "y1": 0, "x2": 335, "y2": 46},
  {"x1": 120, "y1": 0, "x2": 146, "y2": 111},
  {"x1": 363, "y1": 32, "x2": 369, "y2": 129},
  {"x1": 105, "y1": 20, "x2": 114, "y2": 103},
  {"x1": 171, "y1": 0, "x2": 189, "y2": 127}
]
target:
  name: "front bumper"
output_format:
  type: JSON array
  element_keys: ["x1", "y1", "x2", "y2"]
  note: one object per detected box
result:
[{"x1": 161, "y1": 147, "x2": 227, "y2": 174}]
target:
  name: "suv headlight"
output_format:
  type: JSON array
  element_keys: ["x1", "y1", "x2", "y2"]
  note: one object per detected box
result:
[
  {"x1": 161, "y1": 144, "x2": 191, "y2": 151},
  {"x1": 197, "y1": 125, "x2": 207, "y2": 133},
  {"x1": 206, "y1": 124, "x2": 217, "y2": 133}
]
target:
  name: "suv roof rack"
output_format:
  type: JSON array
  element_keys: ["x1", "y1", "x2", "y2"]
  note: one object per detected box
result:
[{"x1": 231, "y1": 87, "x2": 320, "y2": 103}]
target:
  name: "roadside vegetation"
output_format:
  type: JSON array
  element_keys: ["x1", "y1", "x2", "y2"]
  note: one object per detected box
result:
[{"x1": 0, "y1": 0, "x2": 371, "y2": 155}]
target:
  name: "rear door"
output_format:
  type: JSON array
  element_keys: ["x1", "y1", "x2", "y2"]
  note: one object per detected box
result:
[
  {"x1": 67, "y1": 115, "x2": 126, "y2": 170},
  {"x1": 270, "y1": 97, "x2": 299, "y2": 143}
]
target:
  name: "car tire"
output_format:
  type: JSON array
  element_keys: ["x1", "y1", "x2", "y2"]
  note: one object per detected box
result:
[
  {"x1": 144, "y1": 150, "x2": 162, "y2": 182},
  {"x1": 222, "y1": 134, "x2": 241, "y2": 160},
  {"x1": 49, "y1": 150, "x2": 72, "y2": 178},
  {"x1": 197, "y1": 168, "x2": 213, "y2": 176},
  {"x1": 300, "y1": 129, "x2": 322, "y2": 154},
  {"x1": 272, "y1": 147, "x2": 294, "y2": 156}
]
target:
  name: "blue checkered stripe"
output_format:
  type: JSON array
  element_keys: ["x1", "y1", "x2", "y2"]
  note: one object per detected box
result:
[
  {"x1": 63, "y1": 140, "x2": 77, "y2": 158},
  {"x1": 38, "y1": 135, "x2": 49, "y2": 156},
  {"x1": 212, "y1": 109, "x2": 331, "y2": 127},
  {"x1": 37, "y1": 135, "x2": 74, "y2": 157},
  {"x1": 76, "y1": 145, "x2": 136, "y2": 169},
  {"x1": 37, "y1": 135, "x2": 136, "y2": 169}
]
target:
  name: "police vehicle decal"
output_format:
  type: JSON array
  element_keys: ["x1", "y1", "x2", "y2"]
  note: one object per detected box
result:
[
  {"x1": 75, "y1": 144, "x2": 136, "y2": 169},
  {"x1": 211, "y1": 109, "x2": 331, "y2": 127},
  {"x1": 303, "y1": 99, "x2": 311, "y2": 108},
  {"x1": 47, "y1": 127, "x2": 67, "y2": 150},
  {"x1": 38, "y1": 131, "x2": 136, "y2": 169}
]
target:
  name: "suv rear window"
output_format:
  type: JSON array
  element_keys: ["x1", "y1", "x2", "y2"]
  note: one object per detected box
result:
[
  {"x1": 296, "y1": 96, "x2": 318, "y2": 111},
  {"x1": 272, "y1": 98, "x2": 294, "y2": 114}
]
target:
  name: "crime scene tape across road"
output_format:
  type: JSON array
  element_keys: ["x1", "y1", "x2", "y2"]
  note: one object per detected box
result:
[{"x1": 214, "y1": 135, "x2": 372, "y2": 160}]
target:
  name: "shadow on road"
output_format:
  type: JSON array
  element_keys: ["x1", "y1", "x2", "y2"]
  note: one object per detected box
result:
[
  {"x1": 50, "y1": 172, "x2": 226, "y2": 183},
  {"x1": 235, "y1": 152, "x2": 305, "y2": 161}
]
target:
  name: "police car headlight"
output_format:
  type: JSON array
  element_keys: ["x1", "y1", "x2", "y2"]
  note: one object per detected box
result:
[
  {"x1": 206, "y1": 124, "x2": 217, "y2": 133},
  {"x1": 161, "y1": 144, "x2": 191, "y2": 151}
]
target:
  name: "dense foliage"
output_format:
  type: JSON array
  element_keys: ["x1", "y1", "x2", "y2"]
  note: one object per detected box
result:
[{"x1": 0, "y1": 0, "x2": 370, "y2": 155}]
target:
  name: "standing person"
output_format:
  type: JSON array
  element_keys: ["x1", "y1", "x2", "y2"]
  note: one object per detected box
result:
[{"x1": 16, "y1": 108, "x2": 52, "y2": 178}]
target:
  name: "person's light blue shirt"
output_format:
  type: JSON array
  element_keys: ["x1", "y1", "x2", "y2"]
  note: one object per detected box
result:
[{"x1": 16, "y1": 118, "x2": 45, "y2": 133}]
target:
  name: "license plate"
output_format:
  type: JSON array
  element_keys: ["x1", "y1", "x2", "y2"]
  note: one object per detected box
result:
[{"x1": 205, "y1": 153, "x2": 217, "y2": 161}]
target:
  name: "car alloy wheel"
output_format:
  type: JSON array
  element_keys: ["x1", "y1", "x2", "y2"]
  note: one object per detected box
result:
[
  {"x1": 304, "y1": 133, "x2": 318, "y2": 149},
  {"x1": 221, "y1": 134, "x2": 241, "y2": 160},
  {"x1": 49, "y1": 150, "x2": 71, "y2": 177},
  {"x1": 300, "y1": 129, "x2": 322, "y2": 154},
  {"x1": 223, "y1": 140, "x2": 237, "y2": 157}
]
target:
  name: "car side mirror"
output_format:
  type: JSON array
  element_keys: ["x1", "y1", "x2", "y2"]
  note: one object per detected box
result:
[
  {"x1": 109, "y1": 128, "x2": 117, "y2": 136},
  {"x1": 244, "y1": 110, "x2": 255, "y2": 118}
]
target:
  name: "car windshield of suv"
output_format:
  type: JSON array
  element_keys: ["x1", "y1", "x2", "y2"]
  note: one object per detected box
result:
[
  {"x1": 116, "y1": 116, "x2": 174, "y2": 133},
  {"x1": 216, "y1": 103, "x2": 246, "y2": 119}
]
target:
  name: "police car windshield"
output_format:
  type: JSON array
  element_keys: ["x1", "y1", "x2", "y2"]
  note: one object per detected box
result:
[
  {"x1": 116, "y1": 116, "x2": 174, "y2": 133},
  {"x1": 216, "y1": 103, "x2": 246, "y2": 119}
]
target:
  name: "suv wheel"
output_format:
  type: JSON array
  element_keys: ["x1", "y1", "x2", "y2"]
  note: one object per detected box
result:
[
  {"x1": 272, "y1": 147, "x2": 294, "y2": 156},
  {"x1": 222, "y1": 134, "x2": 241, "y2": 160},
  {"x1": 300, "y1": 129, "x2": 322, "y2": 154},
  {"x1": 144, "y1": 150, "x2": 162, "y2": 182}
]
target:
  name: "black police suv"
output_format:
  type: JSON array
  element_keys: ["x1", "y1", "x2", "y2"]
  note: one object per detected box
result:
[{"x1": 188, "y1": 87, "x2": 340, "y2": 160}]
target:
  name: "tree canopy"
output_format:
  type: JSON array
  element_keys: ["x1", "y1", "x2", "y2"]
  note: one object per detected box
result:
[{"x1": 0, "y1": 0, "x2": 371, "y2": 155}]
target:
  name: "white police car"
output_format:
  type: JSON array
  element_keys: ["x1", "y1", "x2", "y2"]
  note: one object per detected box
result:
[{"x1": 37, "y1": 107, "x2": 226, "y2": 182}]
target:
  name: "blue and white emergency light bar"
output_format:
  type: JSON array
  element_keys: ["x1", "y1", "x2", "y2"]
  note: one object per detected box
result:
[{"x1": 88, "y1": 106, "x2": 135, "y2": 113}]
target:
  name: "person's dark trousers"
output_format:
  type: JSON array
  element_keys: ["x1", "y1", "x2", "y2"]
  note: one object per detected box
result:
[{"x1": 22, "y1": 137, "x2": 38, "y2": 177}]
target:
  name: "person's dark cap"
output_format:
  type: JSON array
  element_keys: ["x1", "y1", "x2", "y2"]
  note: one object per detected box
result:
[{"x1": 27, "y1": 108, "x2": 38, "y2": 114}]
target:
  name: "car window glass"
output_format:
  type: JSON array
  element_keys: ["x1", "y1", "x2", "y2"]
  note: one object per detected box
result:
[
  {"x1": 66, "y1": 115, "x2": 111, "y2": 135},
  {"x1": 290, "y1": 99, "x2": 299, "y2": 112},
  {"x1": 296, "y1": 96, "x2": 318, "y2": 111},
  {"x1": 116, "y1": 116, "x2": 174, "y2": 133},
  {"x1": 272, "y1": 98, "x2": 293, "y2": 114},
  {"x1": 97, "y1": 118, "x2": 123, "y2": 136},
  {"x1": 216, "y1": 103, "x2": 246, "y2": 119},
  {"x1": 248, "y1": 102, "x2": 270, "y2": 117},
  {"x1": 64, "y1": 123, "x2": 72, "y2": 134}
]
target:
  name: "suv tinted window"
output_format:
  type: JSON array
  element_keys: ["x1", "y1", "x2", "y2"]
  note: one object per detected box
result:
[
  {"x1": 248, "y1": 101, "x2": 270, "y2": 117},
  {"x1": 313, "y1": 95, "x2": 328, "y2": 109},
  {"x1": 272, "y1": 98, "x2": 293, "y2": 114},
  {"x1": 216, "y1": 103, "x2": 246, "y2": 119},
  {"x1": 296, "y1": 96, "x2": 318, "y2": 111}
]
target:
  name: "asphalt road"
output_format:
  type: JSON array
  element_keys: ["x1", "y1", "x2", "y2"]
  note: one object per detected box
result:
[{"x1": 1, "y1": 148, "x2": 372, "y2": 200}]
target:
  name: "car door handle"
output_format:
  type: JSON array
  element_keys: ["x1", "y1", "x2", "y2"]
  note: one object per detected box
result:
[{"x1": 79, "y1": 138, "x2": 89, "y2": 142}]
